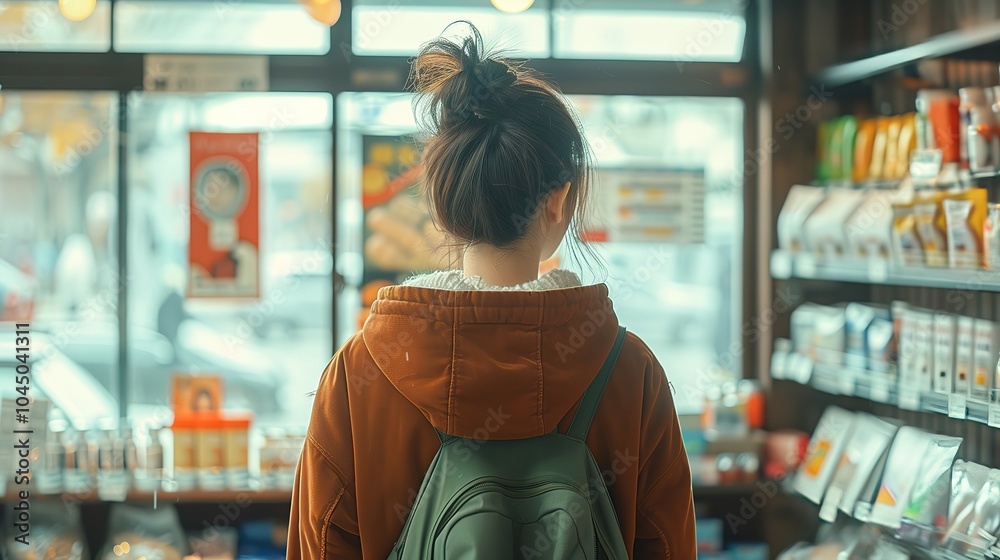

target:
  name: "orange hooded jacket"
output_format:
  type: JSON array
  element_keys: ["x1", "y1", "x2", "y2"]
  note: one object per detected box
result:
[{"x1": 288, "y1": 283, "x2": 696, "y2": 559}]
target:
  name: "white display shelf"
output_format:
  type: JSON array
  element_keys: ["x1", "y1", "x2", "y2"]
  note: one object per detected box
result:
[
  {"x1": 771, "y1": 250, "x2": 1000, "y2": 292},
  {"x1": 773, "y1": 355, "x2": 994, "y2": 426}
]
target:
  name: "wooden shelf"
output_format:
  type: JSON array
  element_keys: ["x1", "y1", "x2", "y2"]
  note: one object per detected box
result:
[
  {"x1": 1, "y1": 488, "x2": 292, "y2": 504},
  {"x1": 815, "y1": 21, "x2": 1000, "y2": 88}
]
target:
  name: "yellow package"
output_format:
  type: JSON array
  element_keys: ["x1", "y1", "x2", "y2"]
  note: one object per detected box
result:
[
  {"x1": 853, "y1": 119, "x2": 877, "y2": 183},
  {"x1": 869, "y1": 118, "x2": 890, "y2": 180},
  {"x1": 913, "y1": 191, "x2": 948, "y2": 267},
  {"x1": 892, "y1": 203, "x2": 924, "y2": 267},
  {"x1": 883, "y1": 116, "x2": 904, "y2": 181},
  {"x1": 894, "y1": 113, "x2": 917, "y2": 179},
  {"x1": 940, "y1": 188, "x2": 988, "y2": 268}
]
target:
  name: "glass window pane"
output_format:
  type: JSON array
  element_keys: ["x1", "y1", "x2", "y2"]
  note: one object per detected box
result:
[
  {"x1": 127, "y1": 92, "x2": 333, "y2": 429},
  {"x1": 0, "y1": 1, "x2": 111, "y2": 52},
  {"x1": 568, "y1": 96, "x2": 744, "y2": 414},
  {"x1": 0, "y1": 91, "x2": 120, "y2": 429},
  {"x1": 336, "y1": 93, "x2": 743, "y2": 415},
  {"x1": 554, "y1": 3, "x2": 746, "y2": 61},
  {"x1": 114, "y1": 1, "x2": 331, "y2": 54},
  {"x1": 352, "y1": 1, "x2": 549, "y2": 57}
]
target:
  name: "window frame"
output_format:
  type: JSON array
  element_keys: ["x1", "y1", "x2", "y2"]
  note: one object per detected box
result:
[{"x1": 0, "y1": 0, "x2": 765, "y2": 420}]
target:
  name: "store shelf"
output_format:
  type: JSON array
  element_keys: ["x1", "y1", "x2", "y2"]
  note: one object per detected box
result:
[
  {"x1": 1, "y1": 488, "x2": 292, "y2": 504},
  {"x1": 815, "y1": 21, "x2": 1000, "y2": 88},
  {"x1": 771, "y1": 250, "x2": 1000, "y2": 292},
  {"x1": 776, "y1": 358, "x2": 994, "y2": 426}
]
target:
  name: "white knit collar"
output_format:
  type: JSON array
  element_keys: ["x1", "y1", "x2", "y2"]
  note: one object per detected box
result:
[{"x1": 402, "y1": 268, "x2": 582, "y2": 291}]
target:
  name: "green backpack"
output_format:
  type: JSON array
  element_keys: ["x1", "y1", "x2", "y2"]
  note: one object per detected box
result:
[{"x1": 390, "y1": 326, "x2": 630, "y2": 560}]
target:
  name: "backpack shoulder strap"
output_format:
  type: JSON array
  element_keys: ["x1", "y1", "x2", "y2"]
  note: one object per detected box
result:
[{"x1": 566, "y1": 326, "x2": 627, "y2": 441}]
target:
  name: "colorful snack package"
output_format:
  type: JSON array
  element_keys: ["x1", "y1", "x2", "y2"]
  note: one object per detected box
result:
[
  {"x1": 869, "y1": 117, "x2": 890, "y2": 180},
  {"x1": 803, "y1": 188, "x2": 867, "y2": 262},
  {"x1": 984, "y1": 203, "x2": 1000, "y2": 270},
  {"x1": 777, "y1": 185, "x2": 826, "y2": 253},
  {"x1": 870, "y1": 427, "x2": 934, "y2": 529},
  {"x1": 941, "y1": 188, "x2": 988, "y2": 269},
  {"x1": 818, "y1": 413, "x2": 897, "y2": 522},
  {"x1": 899, "y1": 434, "x2": 963, "y2": 546},
  {"x1": 893, "y1": 113, "x2": 918, "y2": 179},
  {"x1": 972, "y1": 319, "x2": 999, "y2": 401},
  {"x1": 891, "y1": 204, "x2": 924, "y2": 267},
  {"x1": 955, "y1": 316, "x2": 975, "y2": 397},
  {"x1": 913, "y1": 191, "x2": 947, "y2": 267},
  {"x1": 882, "y1": 116, "x2": 904, "y2": 181},
  {"x1": 845, "y1": 188, "x2": 904, "y2": 261},
  {"x1": 932, "y1": 313, "x2": 956, "y2": 394},
  {"x1": 853, "y1": 119, "x2": 877, "y2": 183},
  {"x1": 794, "y1": 406, "x2": 856, "y2": 504},
  {"x1": 943, "y1": 461, "x2": 993, "y2": 555}
]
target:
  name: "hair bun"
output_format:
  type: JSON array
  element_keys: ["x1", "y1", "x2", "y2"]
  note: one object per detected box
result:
[{"x1": 412, "y1": 22, "x2": 519, "y2": 128}]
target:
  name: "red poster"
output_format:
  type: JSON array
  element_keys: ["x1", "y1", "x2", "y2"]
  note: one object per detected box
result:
[{"x1": 188, "y1": 131, "x2": 260, "y2": 299}]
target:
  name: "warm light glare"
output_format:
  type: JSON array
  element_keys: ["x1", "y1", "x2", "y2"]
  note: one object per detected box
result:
[
  {"x1": 298, "y1": 0, "x2": 342, "y2": 26},
  {"x1": 59, "y1": 0, "x2": 96, "y2": 21},
  {"x1": 491, "y1": 0, "x2": 534, "y2": 13}
]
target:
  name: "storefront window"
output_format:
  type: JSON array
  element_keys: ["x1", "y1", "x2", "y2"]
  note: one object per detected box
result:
[
  {"x1": 553, "y1": 0, "x2": 746, "y2": 61},
  {"x1": 336, "y1": 93, "x2": 743, "y2": 414},
  {"x1": 0, "y1": 1, "x2": 111, "y2": 52},
  {"x1": 113, "y1": 1, "x2": 331, "y2": 54},
  {"x1": 352, "y1": 0, "x2": 550, "y2": 57},
  {"x1": 0, "y1": 90, "x2": 120, "y2": 428},
  {"x1": 126, "y1": 92, "x2": 333, "y2": 429}
]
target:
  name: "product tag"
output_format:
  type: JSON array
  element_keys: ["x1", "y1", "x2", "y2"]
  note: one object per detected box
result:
[
  {"x1": 899, "y1": 388, "x2": 921, "y2": 411},
  {"x1": 770, "y1": 249, "x2": 792, "y2": 280},
  {"x1": 867, "y1": 258, "x2": 889, "y2": 283},
  {"x1": 870, "y1": 379, "x2": 891, "y2": 403},
  {"x1": 948, "y1": 394, "x2": 967, "y2": 419},
  {"x1": 796, "y1": 253, "x2": 817, "y2": 278},
  {"x1": 910, "y1": 148, "x2": 943, "y2": 179},
  {"x1": 989, "y1": 403, "x2": 1000, "y2": 428},
  {"x1": 839, "y1": 372, "x2": 855, "y2": 396}
]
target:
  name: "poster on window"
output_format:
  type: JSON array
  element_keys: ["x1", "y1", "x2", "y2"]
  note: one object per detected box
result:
[
  {"x1": 357, "y1": 135, "x2": 449, "y2": 326},
  {"x1": 188, "y1": 131, "x2": 260, "y2": 299},
  {"x1": 582, "y1": 168, "x2": 705, "y2": 244}
]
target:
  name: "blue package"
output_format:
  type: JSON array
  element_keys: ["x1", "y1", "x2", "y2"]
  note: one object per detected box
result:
[
  {"x1": 727, "y1": 542, "x2": 769, "y2": 560},
  {"x1": 696, "y1": 518, "x2": 724, "y2": 553}
]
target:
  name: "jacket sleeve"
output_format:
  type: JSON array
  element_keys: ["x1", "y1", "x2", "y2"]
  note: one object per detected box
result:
[
  {"x1": 287, "y1": 353, "x2": 363, "y2": 559},
  {"x1": 633, "y1": 355, "x2": 696, "y2": 560}
]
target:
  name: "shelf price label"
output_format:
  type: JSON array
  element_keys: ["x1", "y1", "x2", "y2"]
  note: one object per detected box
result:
[
  {"x1": 870, "y1": 379, "x2": 891, "y2": 403},
  {"x1": 839, "y1": 372, "x2": 855, "y2": 396},
  {"x1": 866, "y1": 258, "x2": 889, "y2": 283},
  {"x1": 989, "y1": 403, "x2": 1000, "y2": 428},
  {"x1": 899, "y1": 388, "x2": 921, "y2": 411},
  {"x1": 948, "y1": 394, "x2": 967, "y2": 419},
  {"x1": 795, "y1": 254, "x2": 817, "y2": 278}
]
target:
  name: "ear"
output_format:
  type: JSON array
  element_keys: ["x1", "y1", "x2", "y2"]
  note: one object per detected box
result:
[{"x1": 544, "y1": 182, "x2": 573, "y2": 224}]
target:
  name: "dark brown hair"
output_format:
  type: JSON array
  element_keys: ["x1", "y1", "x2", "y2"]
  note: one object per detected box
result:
[{"x1": 410, "y1": 22, "x2": 591, "y2": 250}]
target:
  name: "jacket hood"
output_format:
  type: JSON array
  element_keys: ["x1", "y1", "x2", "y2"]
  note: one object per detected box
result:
[{"x1": 361, "y1": 284, "x2": 621, "y2": 440}]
